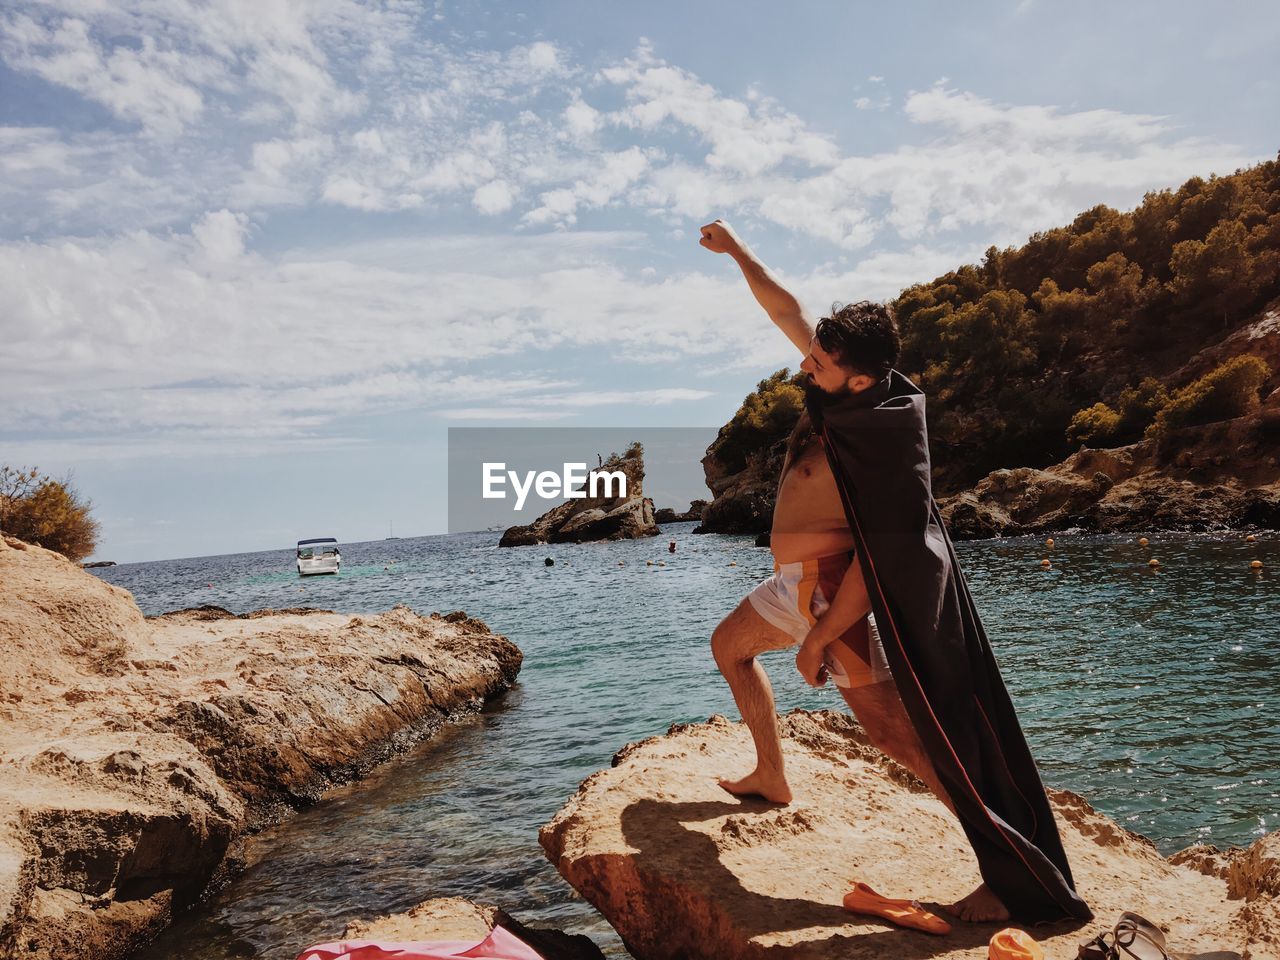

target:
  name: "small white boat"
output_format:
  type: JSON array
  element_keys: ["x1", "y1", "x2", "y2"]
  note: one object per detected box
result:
[{"x1": 296, "y1": 537, "x2": 341, "y2": 576}]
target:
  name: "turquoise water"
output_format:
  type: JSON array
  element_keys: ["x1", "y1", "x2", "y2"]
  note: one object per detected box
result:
[{"x1": 95, "y1": 527, "x2": 1279, "y2": 959}]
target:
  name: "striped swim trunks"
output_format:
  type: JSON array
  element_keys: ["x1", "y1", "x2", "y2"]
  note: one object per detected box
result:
[{"x1": 746, "y1": 552, "x2": 892, "y2": 689}]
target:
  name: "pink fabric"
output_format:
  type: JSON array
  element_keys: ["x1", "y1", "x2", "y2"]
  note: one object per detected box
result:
[{"x1": 296, "y1": 925, "x2": 544, "y2": 960}]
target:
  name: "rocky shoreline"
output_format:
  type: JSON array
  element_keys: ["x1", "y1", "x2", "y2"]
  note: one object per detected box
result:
[
  {"x1": 940, "y1": 409, "x2": 1280, "y2": 539},
  {"x1": 0, "y1": 534, "x2": 523, "y2": 960},
  {"x1": 541, "y1": 711, "x2": 1279, "y2": 960},
  {"x1": 693, "y1": 407, "x2": 1280, "y2": 542}
]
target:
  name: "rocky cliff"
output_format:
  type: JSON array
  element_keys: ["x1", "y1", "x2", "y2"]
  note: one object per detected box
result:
[
  {"x1": 541, "y1": 711, "x2": 1277, "y2": 960},
  {"x1": 941, "y1": 401, "x2": 1280, "y2": 538},
  {"x1": 0, "y1": 534, "x2": 522, "y2": 960},
  {"x1": 695, "y1": 442, "x2": 783, "y2": 536},
  {"x1": 500, "y1": 443, "x2": 658, "y2": 547},
  {"x1": 697, "y1": 307, "x2": 1280, "y2": 540}
]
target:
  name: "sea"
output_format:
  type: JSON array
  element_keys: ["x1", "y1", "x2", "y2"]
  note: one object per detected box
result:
[{"x1": 89, "y1": 525, "x2": 1279, "y2": 960}]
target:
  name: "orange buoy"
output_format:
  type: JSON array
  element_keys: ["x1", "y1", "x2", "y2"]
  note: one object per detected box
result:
[
  {"x1": 1246, "y1": 534, "x2": 1257, "y2": 543},
  {"x1": 1040, "y1": 559, "x2": 1051, "y2": 568},
  {"x1": 1138, "y1": 537, "x2": 1149, "y2": 546},
  {"x1": 1045, "y1": 537, "x2": 1055, "y2": 548},
  {"x1": 1149, "y1": 558, "x2": 1161, "y2": 567},
  {"x1": 1251, "y1": 560, "x2": 1264, "y2": 570}
]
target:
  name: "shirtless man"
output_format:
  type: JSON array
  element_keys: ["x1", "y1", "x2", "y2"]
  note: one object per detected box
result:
[{"x1": 700, "y1": 219, "x2": 1010, "y2": 923}]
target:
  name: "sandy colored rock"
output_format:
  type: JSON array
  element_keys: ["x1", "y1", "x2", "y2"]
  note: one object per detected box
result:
[
  {"x1": 0, "y1": 535, "x2": 522, "y2": 960},
  {"x1": 341, "y1": 896, "x2": 606, "y2": 960},
  {"x1": 541, "y1": 711, "x2": 1278, "y2": 960}
]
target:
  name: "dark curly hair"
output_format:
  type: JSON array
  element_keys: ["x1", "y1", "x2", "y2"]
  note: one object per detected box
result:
[{"x1": 813, "y1": 300, "x2": 900, "y2": 379}]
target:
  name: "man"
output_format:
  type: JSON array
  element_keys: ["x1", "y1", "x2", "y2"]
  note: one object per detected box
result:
[{"x1": 700, "y1": 219, "x2": 1090, "y2": 925}]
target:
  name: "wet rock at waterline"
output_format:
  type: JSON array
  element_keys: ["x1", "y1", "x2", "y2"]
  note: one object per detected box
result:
[{"x1": 0, "y1": 534, "x2": 521, "y2": 960}]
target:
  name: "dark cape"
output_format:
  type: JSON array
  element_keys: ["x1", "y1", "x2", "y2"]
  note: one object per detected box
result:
[{"x1": 809, "y1": 370, "x2": 1092, "y2": 923}]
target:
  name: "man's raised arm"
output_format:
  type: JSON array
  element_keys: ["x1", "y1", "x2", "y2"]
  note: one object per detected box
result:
[{"x1": 699, "y1": 219, "x2": 814, "y2": 354}]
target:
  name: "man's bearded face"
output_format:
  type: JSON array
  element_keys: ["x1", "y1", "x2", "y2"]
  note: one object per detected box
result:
[{"x1": 798, "y1": 336, "x2": 858, "y2": 396}]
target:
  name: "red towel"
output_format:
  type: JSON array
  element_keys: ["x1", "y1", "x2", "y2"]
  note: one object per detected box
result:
[{"x1": 296, "y1": 925, "x2": 544, "y2": 960}]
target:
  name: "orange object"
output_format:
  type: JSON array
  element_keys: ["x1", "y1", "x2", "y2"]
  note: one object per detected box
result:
[
  {"x1": 988, "y1": 927, "x2": 1044, "y2": 960},
  {"x1": 842, "y1": 881, "x2": 952, "y2": 935}
]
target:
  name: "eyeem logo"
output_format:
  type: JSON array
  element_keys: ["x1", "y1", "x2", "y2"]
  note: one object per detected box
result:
[{"x1": 482, "y1": 463, "x2": 627, "y2": 510}]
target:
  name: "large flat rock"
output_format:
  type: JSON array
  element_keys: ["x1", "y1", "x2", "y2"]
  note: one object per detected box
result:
[
  {"x1": 541, "y1": 711, "x2": 1278, "y2": 960},
  {"x1": 0, "y1": 535, "x2": 523, "y2": 960}
]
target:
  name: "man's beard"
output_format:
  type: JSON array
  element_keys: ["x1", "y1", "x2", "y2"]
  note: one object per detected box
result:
[{"x1": 802, "y1": 375, "x2": 851, "y2": 404}]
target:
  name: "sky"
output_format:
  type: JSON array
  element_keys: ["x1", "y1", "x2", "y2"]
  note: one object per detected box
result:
[{"x1": 2, "y1": 0, "x2": 1277, "y2": 562}]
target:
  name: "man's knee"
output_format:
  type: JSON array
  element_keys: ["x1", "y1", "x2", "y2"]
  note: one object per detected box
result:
[{"x1": 710, "y1": 614, "x2": 747, "y2": 669}]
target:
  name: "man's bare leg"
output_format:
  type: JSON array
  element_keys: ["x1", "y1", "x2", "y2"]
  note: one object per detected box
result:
[
  {"x1": 710, "y1": 599, "x2": 800, "y2": 804},
  {"x1": 839, "y1": 679, "x2": 1011, "y2": 923}
]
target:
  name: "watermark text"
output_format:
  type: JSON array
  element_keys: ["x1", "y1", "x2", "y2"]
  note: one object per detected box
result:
[{"x1": 482, "y1": 462, "x2": 627, "y2": 510}]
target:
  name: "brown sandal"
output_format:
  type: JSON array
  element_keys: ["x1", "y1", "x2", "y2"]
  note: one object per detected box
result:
[{"x1": 1077, "y1": 914, "x2": 1240, "y2": 960}]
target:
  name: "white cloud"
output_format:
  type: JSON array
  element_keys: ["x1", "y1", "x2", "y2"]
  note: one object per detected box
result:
[
  {"x1": 601, "y1": 43, "x2": 840, "y2": 176},
  {"x1": 564, "y1": 97, "x2": 602, "y2": 138},
  {"x1": 0, "y1": 14, "x2": 210, "y2": 137},
  {"x1": 526, "y1": 40, "x2": 560, "y2": 72},
  {"x1": 0, "y1": 2, "x2": 385, "y2": 137},
  {"x1": 904, "y1": 84, "x2": 1170, "y2": 146},
  {"x1": 3, "y1": 212, "x2": 975, "y2": 448},
  {"x1": 0, "y1": 224, "x2": 765, "y2": 447},
  {"x1": 3, "y1": 11, "x2": 1260, "y2": 252},
  {"x1": 524, "y1": 147, "x2": 652, "y2": 226},
  {"x1": 473, "y1": 180, "x2": 516, "y2": 215},
  {"x1": 190, "y1": 209, "x2": 249, "y2": 262}
]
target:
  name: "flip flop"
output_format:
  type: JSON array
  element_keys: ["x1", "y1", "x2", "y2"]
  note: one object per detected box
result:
[
  {"x1": 1119, "y1": 914, "x2": 1241, "y2": 960},
  {"x1": 843, "y1": 881, "x2": 952, "y2": 936}
]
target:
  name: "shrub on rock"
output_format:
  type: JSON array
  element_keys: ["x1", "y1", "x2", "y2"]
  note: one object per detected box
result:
[
  {"x1": 1147, "y1": 355, "x2": 1272, "y2": 439},
  {"x1": 1067, "y1": 402, "x2": 1122, "y2": 447},
  {"x1": 0, "y1": 465, "x2": 100, "y2": 562}
]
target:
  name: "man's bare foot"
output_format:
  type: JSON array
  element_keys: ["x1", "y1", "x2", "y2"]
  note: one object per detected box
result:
[
  {"x1": 716, "y1": 771, "x2": 793, "y2": 804},
  {"x1": 946, "y1": 884, "x2": 1010, "y2": 923}
]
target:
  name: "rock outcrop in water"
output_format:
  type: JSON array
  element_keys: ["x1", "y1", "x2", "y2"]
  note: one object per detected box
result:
[
  {"x1": 540, "y1": 711, "x2": 1278, "y2": 960},
  {"x1": 0, "y1": 534, "x2": 522, "y2": 960},
  {"x1": 654, "y1": 500, "x2": 708, "y2": 524},
  {"x1": 499, "y1": 443, "x2": 658, "y2": 547},
  {"x1": 336, "y1": 896, "x2": 606, "y2": 960}
]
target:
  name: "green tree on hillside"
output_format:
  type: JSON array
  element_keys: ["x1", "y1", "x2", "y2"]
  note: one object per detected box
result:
[
  {"x1": 710, "y1": 369, "x2": 806, "y2": 474},
  {"x1": 1170, "y1": 220, "x2": 1262, "y2": 326},
  {"x1": 0, "y1": 466, "x2": 100, "y2": 562},
  {"x1": 1086, "y1": 252, "x2": 1147, "y2": 325},
  {"x1": 887, "y1": 153, "x2": 1280, "y2": 488}
]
